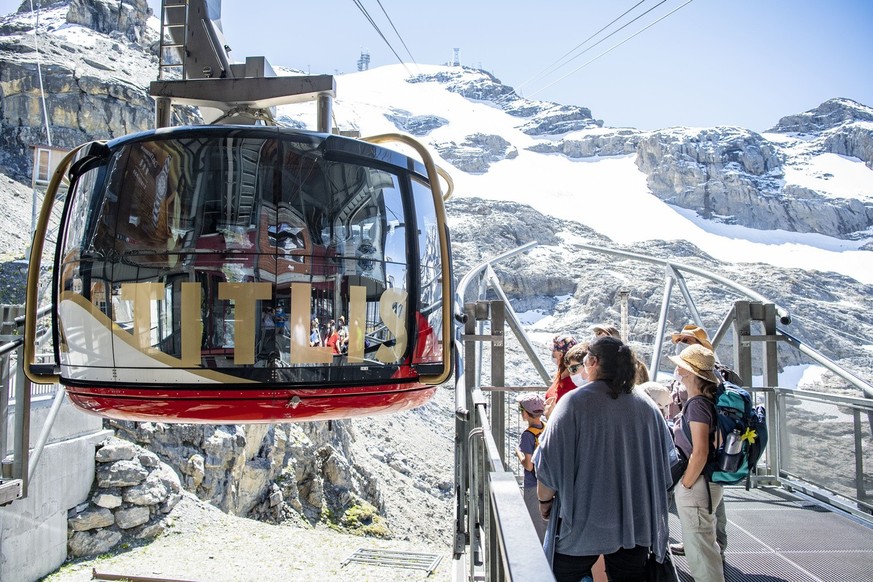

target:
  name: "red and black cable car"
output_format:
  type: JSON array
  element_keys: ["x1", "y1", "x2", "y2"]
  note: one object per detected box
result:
[{"x1": 25, "y1": 126, "x2": 454, "y2": 423}]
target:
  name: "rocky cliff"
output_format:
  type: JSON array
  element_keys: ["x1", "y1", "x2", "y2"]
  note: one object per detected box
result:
[
  {"x1": 628, "y1": 101, "x2": 873, "y2": 237},
  {"x1": 0, "y1": 0, "x2": 197, "y2": 181}
]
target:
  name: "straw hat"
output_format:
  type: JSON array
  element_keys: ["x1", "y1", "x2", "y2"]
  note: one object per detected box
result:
[
  {"x1": 590, "y1": 323, "x2": 620, "y2": 339},
  {"x1": 668, "y1": 344, "x2": 720, "y2": 384},
  {"x1": 670, "y1": 324, "x2": 713, "y2": 351},
  {"x1": 639, "y1": 381, "x2": 672, "y2": 412}
]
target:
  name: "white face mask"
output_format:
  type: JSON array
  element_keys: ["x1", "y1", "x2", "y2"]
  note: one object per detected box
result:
[{"x1": 571, "y1": 373, "x2": 585, "y2": 387}]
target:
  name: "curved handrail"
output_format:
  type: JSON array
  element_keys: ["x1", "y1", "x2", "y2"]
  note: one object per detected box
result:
[
  {"x1": 455, "y1": 241, "x2": 538, "y2": 309},
  {"x1": 573, "y1": 242, "x2": 792, "y2": 324},
  {"x1": 778, "y1": 328, "x2": 873, "y2": 399},
  {"x1": 363, "y1": 133, "x2": 454, "y2": 385},
  {"x1": 24, "y1": 144, "x2": 91, "y2": 385},
  {"x1": 362, "y1": 132, "x2": 454, "y2": 201}
]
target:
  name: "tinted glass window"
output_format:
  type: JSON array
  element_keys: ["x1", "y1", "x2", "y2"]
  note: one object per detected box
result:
[{"x1": 56, "y1": 135, "x2": 417, "y2": 384}]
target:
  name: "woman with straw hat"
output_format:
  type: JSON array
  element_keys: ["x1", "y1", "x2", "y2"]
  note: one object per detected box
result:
[{"x1": 670, "y1": 344, "x2": 725, "y2": 582}]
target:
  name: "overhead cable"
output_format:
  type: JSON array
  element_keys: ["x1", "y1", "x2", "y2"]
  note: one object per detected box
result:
[
  {"x1": 496, "y1": 0, "x2": 667, "y2": 107},
  {"x1": 527, "y1": 0, "x2": 694, "y2": 100},
  {"x1": 515, "y1": 0, "x2": 647, "y2": 93},
  {"x1": 351, "y1": 0, "x2": 411, "y2": 74},
  {"x1": 375, "y1": 0, "x2": 418, "y2": 68},
  {"x1": 29, "y1": 0, "x2": 52, "y2": 146}
]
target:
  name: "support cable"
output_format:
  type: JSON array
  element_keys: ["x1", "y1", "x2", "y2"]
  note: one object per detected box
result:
[
  {"x1": 351, "y1": 0, "x2": 411, "y2": 74},
  {"x1": 515, "y1": 0, "x2": 647, "y2": 94},
  {"x1": 28, "y1": 0, "x2": 52, "y2": 147},
  {"x1": 527, "y1": 0, "x2": 693, "y2": 100},
  {"x1": 375, "y1": 0, "x2": 418, "y2": 67}
]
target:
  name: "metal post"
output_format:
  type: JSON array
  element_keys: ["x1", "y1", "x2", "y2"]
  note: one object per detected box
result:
[
  {"x1": 154, "y1": 96, "x2": 173, "y2": 128},
  {"x1": 317, "y1": 92, "x2": 333, "y2": 133},
  {"x1": 853, "y1": 409, "x2": 866, "y2": 502},
  {"x1": 454, "y1": 308, "x2": 477, "y2": 559},
  {"x1": 477, "y1": 276, "x2": 488, "y2": 391},
  {"x1": 467, "y1": 427, "x2": 484, "y2": 582},
  {"x1": 734, "y1": 301, "x2": 753, "y2": 387},
  {"x1": 484, "y1": 266, "x2": 550, "y2": 385},
  {"x1": 12, "y1": 344, "x2": 31, "y2": 497},
  {"x1": 619, "y1": 288, "x2": 629, "y2": 343},
  {"x1": 669, "y1": 265, "x2": 704, "y2": 327},
  {"x1": 491, "y1": 302, "x2": 505, "y2": 464},
  {"x1": 0, "y1": 350, "x2": 10, "y2": 459},
  {"x1": 650, "y1": 269, "x2": 675, "y2": 376},
  {"x1": 761, "y1": 303, "x2": 779, "y2": 481},
  {"x1": 27, "y1": 386, "x2": 65, "y2": 482},
  {"x1": 462, "y1": 303, "x2": 479, "y2": 572}
]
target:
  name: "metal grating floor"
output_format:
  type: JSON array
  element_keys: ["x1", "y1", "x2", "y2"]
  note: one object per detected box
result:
[
  {"x1": 342, "y1": 547, "x2": 444, "y2": 575},
  {"x1": 668, "y1": 487, "x2": 873, "y2": 582}
]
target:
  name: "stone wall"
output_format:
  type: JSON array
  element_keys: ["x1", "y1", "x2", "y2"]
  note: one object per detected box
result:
[{"x1": 67, "y1": 436, "x2": 181, "y2": 558}]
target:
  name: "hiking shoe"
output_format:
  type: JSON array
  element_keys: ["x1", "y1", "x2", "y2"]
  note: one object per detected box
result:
[{"x1": 669, "y1": 543, "x2": 685, "y2": 556}]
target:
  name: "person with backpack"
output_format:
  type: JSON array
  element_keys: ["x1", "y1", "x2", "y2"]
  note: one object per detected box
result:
[
  {"x1": 667, "y1": 323, "x2": 737, "y2": 560},
  {"x1": 515, "y1": 392, "x2": 547, "y2": 544},
  {"x1": 670, "y1": 344, "x2": 725, "y2": 582}
]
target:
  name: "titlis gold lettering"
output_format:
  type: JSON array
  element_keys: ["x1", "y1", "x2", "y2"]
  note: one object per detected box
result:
[{"x1": 120, "y1": 282, "x2": 408, "y2": 365}]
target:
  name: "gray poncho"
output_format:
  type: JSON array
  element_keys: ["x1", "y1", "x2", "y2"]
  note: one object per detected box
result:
[{"x1": 533, "y1": 380, "x2": 672, "y2": 562}]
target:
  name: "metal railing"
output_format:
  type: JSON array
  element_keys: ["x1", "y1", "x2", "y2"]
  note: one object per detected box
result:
[
  {"x1": 1, "y1": 304, "x2": 61, "y2": 503},
  {"x1": 1, "y1": 306, "x2": 58, "y2": 405},
  {"x1": 769, "y1": 386, "x2": 873, "y2": 518},
  {"x1": 452, "y1": 242, "x2": 873, "y2": 581},
  {"x1": 454, "y1": 302, "x2": 555, "y2": 582},
  {"x1": 453, "y1": 244, "x2": 556, "y2": 582}
]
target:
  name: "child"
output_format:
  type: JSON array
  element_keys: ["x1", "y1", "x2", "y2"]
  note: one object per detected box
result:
[{"x1": 516, "y1": 392, "x2": 547, "y2": 543}]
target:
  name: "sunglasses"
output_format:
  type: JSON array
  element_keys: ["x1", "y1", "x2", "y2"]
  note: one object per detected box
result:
[{"x1": 567, "y1": 363, "x2": 584, "y2": 374}]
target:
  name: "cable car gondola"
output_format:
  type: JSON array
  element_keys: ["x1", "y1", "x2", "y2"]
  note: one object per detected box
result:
[{"x1": 25, "y1": 126, "x2": 454, "y2": 423}]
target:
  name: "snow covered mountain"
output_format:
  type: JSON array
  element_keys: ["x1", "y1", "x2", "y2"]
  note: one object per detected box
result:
[
  {"x1": 0, "y1": 0, "x2": 871, "y2": 366},
  {"x1": 282, "y1": 65, "x2": 872, "y2": 286}
]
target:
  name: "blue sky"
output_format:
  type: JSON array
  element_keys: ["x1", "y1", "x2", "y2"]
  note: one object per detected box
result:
[{"x1": 3, "y1": 0, "x2": 872, "y2": 131}]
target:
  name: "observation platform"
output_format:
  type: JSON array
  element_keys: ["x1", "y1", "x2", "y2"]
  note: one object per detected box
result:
[{"x1": 669, "y1": 486, "x2": 873, "y2": 582}]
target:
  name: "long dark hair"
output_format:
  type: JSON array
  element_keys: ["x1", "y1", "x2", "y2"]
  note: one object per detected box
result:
[{"x1": 587, "y1": 336, "x2": 637, "y2": 399}]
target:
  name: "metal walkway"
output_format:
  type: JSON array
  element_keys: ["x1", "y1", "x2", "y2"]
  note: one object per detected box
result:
[{"x1": 669, "y1": 486, "x2": 873, "y2": 582}]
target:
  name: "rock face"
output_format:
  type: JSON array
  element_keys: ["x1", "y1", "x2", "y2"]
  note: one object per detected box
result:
[
  {"x1": 768, "y1": 98, "x2": 873, "y2": 169},
  {"x1": 111, "y1": 419, "x2": 385, "y2": 532},
  {"x1": 0, "y1": 0, "x2": 197, "y2": 181},
  {"x1": 768, "y1": 98, "x2": 873, "y2": 134},
  {"x1": 822, "y1": 122, "x2": 873, "y2": 169},
  {"x1": 66, "y1": 0, "x2": 152, "y2": 43},
  {"x1": 527, "y1": 129, "x2": 642, "y2": 158},
  {"x1": 384, "y1": 108, "x2": 448, "y2": 136},
  {"x1": 408, "y1": 68, "x2": 601, "y2": 135},
  {"x1": 434, "y1": 133, "x2": 518, "y2": 173},
  {"x1": 68, "y1": 436, "x2": 182, "y2": 558},
  {"x1": 635, "y1": 127, "x2": 873, "y2": 236}
]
